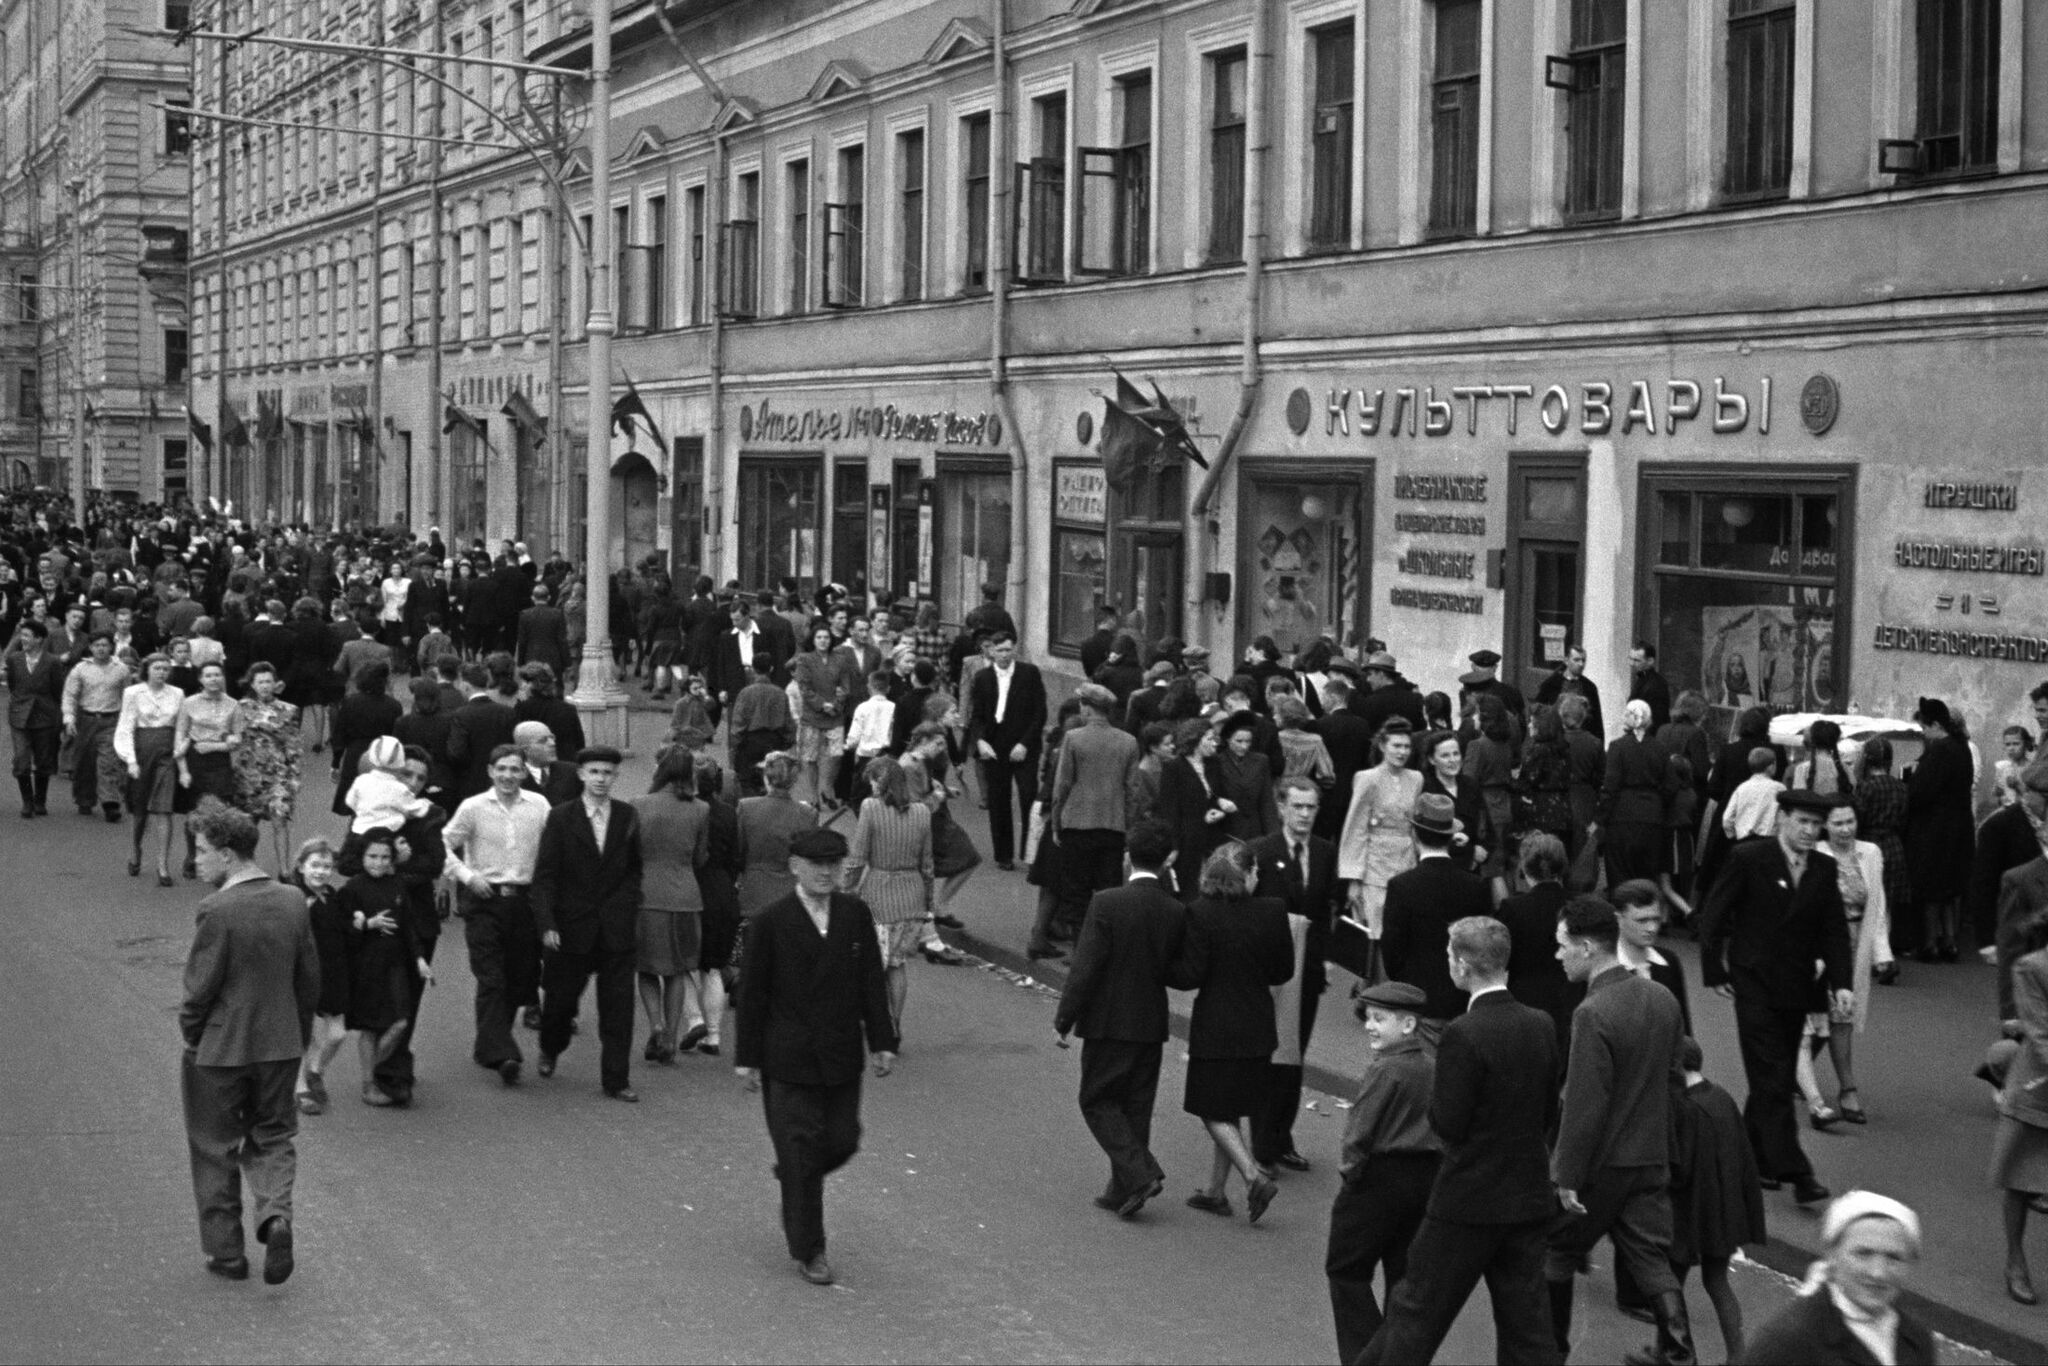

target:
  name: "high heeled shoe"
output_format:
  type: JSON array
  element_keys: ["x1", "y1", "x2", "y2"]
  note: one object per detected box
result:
[
  {"x1": 1807, "y1": 1102, "x2": 1842, "y2": 1131},
  {"x1": 157, "y1": 873, "x2": 175, "y2": 888},
  {"x1": 2008, "y1": 1268, "x2": 2039, "y2": 1305},
  {"x1": 127, "y1": 857, "x2": 141, "y2": 878}
]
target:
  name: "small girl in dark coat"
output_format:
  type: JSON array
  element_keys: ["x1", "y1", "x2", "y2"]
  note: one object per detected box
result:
[
  {"x1": 339, "y1": 829, "x2": 434, "y2": 1106},
  {"x1": 1672, "y1": 1035, "x2": 1767, "y2": 1362},
  {"x1": 291, "y1": 838, "x2": 349, "y2": 1115}
]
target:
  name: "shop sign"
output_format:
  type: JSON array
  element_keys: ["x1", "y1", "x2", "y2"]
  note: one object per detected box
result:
[
  {"x1": 1398, "y1": 549, "x2": 1477, "y2": 580},
  {"x1": 740, "y1": 398, "x2": 1004, "y2": 449},
  {"x1": 329, "y1": 382, "x2": 369, "y2": 410},
  {"x1": 1894, "y1": 540, "x2": 2044, "y2": 575},
  {"x1": 1320, "y1": 377, "x2": 1774, "y2": 440},
  {"x1": 1922, "y1": 481, "x2": 2019, "y2": 511},
  {"x1": 1873, "y1": 625, "x2": 2048, "y2": 662},
  {"x1": 1055, "y1": 465, "x2": 1108, "y2": 525},
  {"x1": 1394, "y1": 473, "x2": 1488, "y2": 502},
  {"x1": 1389, "y1": 586, "x2": 1483, "y2": 614},
  {"x1": 289, "y1": 385, "x2": 327, "y2": 416},
  {"x1": 1396, "y1": 512, "x2": 1487, "y2": 535}
]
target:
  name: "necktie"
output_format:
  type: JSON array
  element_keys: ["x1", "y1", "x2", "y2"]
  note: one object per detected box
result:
[{"x1": 1293, "y1": 842, "x2": 1308, "y2": 888}]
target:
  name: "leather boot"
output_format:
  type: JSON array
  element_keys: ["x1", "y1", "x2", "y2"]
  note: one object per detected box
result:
[
  {"x1": 16, "y1": 774, "x2": 33, "y2": 816},
  {"x1": 1623, "y1": 1289, "x2": 1698, "y2": 1366},
  {"x1": 32, "y1": 773, "x2": 50, "y2": 815},
  {"x1": 1547, "y1": 1278, "x2": 1575, "y2": 1361}
]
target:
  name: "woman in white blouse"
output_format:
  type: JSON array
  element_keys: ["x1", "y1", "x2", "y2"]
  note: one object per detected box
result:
[
  {"x1": 378, "y1": 559, "x2": 412, "y2": 669},
  {"x1": 114, "y1": 653, "x2": 185, "y2": 886}
]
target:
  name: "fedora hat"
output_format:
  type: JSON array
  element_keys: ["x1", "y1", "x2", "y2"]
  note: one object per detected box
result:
[{"x1": 1411, "y1": 792, "x2": 1458, "y2": 838}]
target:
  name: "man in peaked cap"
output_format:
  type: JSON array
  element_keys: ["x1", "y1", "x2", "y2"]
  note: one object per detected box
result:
[{"x1": 1459, "y1": 647, "x2": 1527, "y2": 723}]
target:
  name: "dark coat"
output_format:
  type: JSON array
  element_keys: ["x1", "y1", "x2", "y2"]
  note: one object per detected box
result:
[
  {"x1": 1534, "y1": 670, "x2": 1606, "y2": 740},
  {"x1": 3, "y1": 649, "x2": 63, "y2": 729},
  {"x1": 392, "y1": 708, "x2": 457, "y2": 803},
  {"x1": 708, "y1": 624, "x2": 788, "y2": 703},
  {"x1": 1426, "y1": 990, "x2": 1561, "y2": 1224},
  {"x1": 523, "y1": 760, "x2": 584, "y2": 806},
  {"x1": 1974, "y1": 804, "x2": 2040, "y2": 959},
  {"x1": 1382, "y1": 856, "x2": 1494, "y2": 1022},
  {"x1": 515, "y1": 603, "x2": 571, "y2": 674},
  {"x1": 1553, "y1": 965, "x2": 1684, "y2": 1190},
  {"x1": 1905, "y1": 733, "x2": 1977, "y2": 902},
  {"x1": 513, "y1": 695, "x2": 586, "y2": 760},
  {"x1": 1168, "y1": 895, "x2": 1294, "y2": 1059},
  {"x1": 734, "y1": 890, "x2": 900, "y2": 1086},
  {"x1": 1207, "y1": 747, "x2": 1277, "y2": 843},
  {"x1": 446, "y1": 694, "x2": 518, "y2": 800},
  {"x1": 1736, "y1": 1286, "x2": 1934, "y2": 1365},
  {"x1": 1312, "y1": 709, "x2": 1377, "y2": 836},
  {"x1": 531, "y1": 798, "x2": 644, "y2": 957},
  {"x1": 967, "y1": 661, "x2": 1048, "y2": 757},
  {"x1": 1496, "y1": 880, "x2": 1580, "y2": 1053},
  {"x1": 1599, "y1": 729, "x2": 1675, "y2": 827},
  {"x1": 1422, "y1": 767, "x2": 1489, "y2": 874},
  {"x1": 1249, "y1": 830, "x2": 1341, "y2": 999},
  {"x1": 1054, "y1": 876, "x2": 1187, "y2": 1042},
  {"x1": 1628, "y1": 666, "x2": 1672, "y2": 732},
  {"x1": 328, "y1": 691, "x2": 405, "y2": 817},
  {"x1": 1700, "y1": 839, "x2": 1853, "y2": 1004},
  {"x1": 1355, "y1": 680, "x2": 1426, "y2": 737},
  {"x1": 1159, "y1": 756, "x2": 1228, "y2": 896},
  {"x1": 248, "y1": 620, "x2": 297, "y2": 678}
]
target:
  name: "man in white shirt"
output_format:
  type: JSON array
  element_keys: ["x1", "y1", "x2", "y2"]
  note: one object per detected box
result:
[
  {"x1": 443, "y1": 745, "x2": 552, "y2": 1085},
  {"x1": 62, "y1": 631, "x2": 132, "y2": 820}
]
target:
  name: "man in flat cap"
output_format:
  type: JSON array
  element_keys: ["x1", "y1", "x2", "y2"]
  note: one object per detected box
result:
[
  {"x1": 1326, "y1": 979, "x2": 1442, "y2": 1362},
  {"x1": 736, "y1": 825, "x2": 898, "y2": 1287},
  {"x1": 1700, "y1": 789, "x2": 1853, "y2": 1207},
  {"x1": 532, "y1": 745, "x2": 645, "y2": 1101}
]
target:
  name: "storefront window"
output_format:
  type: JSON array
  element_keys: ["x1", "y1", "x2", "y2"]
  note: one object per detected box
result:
[
  {"x1": 737, "y1": 457, "x2": 823, "y2": 594},
  {"x1": 1051, "y1": 460, "x2": 1109, "y2": 654},
  {"x1": 1241, "y1": 474, "x2": 1365, "y2": 658},
  {"x1": 936, "y1": 465, "x2": 1011, "y2": 625},
  {"x1": 1642, "y1": 476, "x2": 1847, "y2": 734},
  {"x1": 831, "y1": 461, "x2": 869, "y2": 602}
]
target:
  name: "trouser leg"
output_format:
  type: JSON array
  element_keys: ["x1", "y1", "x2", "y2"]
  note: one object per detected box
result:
[
  {"x1": 1078, "y1": 1040, "x2": 1161, "y2": 1199},
  {"x1": 1735, "y1": 997, "x2": 1812, "y2": 1181},
  {"x1": 463, "y1": 896, "x2": 521, "y2": 1068},
  {"x1": 984, "y1": 758, "x2": 1020, "y2": 864},
  {"x1": 181, "y1": 1056, "x2": 249, "y2": 1260},
  {"x1": 764, "y1": 1078, "x2": 863, "y2": 1262},
  {"x1": 539, "y1": 949, "x2": 594, "y2": 1061},
  {"x1": 595, "y1": 945, "x2": 636, "y2": 1092},
  {"x1": 239, "y1": 1059, "x2": 301, "y2": 1237},
  {"x1": 1486, "y1": 1219, "x2": 1567, "y2": 1365},
  {"x1": 1253, "y1": 1063, "x2": 1305, "y2": 1166},
  {"x1": 71, "y1": 713, "x2": 101, "y2": 808},
  {"x1": 1360, "y1": 1214, "x2": 1496, "y2": 1365}
]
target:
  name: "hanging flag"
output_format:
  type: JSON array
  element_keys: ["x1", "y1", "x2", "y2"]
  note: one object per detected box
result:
[
  {"x1": 254, "y1": 394, "x2": 284, "y2": 443},
  {"x1": 1095, "y1": 366, "x2": 1209, "y2": 488},
  {"x1": 502, "y1": 387, "x2": 547, "y2": 439},
  {"x1": 611, "y1": 370, "x2": 667, "y2": 452},
  {"x1": 441, "y1": 401, "x2": 485, "y2": 437},
  {"x1": 220, "y1": 403, "x2": 249, "y2": 448},
  {"x1": 189, "y1": 411, "x2": 214, "y2": 452},
  {"x1": 1097, "y1": 396, "x2": 1155, "y2": 491}
]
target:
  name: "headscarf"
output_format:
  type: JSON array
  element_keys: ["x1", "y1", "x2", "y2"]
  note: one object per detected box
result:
[{"x1": 1797, "y1": 1190, "x2": 1922, "y2": 1295}]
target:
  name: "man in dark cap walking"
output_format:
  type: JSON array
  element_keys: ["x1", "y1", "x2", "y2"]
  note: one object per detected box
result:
[{"x1": 736, "y1": 825, "x2": 899, "y2": 1286}]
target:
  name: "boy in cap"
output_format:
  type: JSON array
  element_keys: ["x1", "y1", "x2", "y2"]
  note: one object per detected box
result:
[
  {"x1": 736, "y1": 825, "x2": 900, "y2": 1286},
  {"x1": 1326, "y1": 980, "x2": 1443, "y2": 1363}
]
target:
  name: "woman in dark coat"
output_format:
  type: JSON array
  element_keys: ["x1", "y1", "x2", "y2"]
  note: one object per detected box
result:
[
  {"x1": 1738, "y1": 1193, "x2": 1932, "y2": 1365},
  {"x1": 1160, "y1": 718, "x2": 1230, "y2": 900},
  {"x1": 1904, "y1": 697, "x2": 1978, "y2": 962},
  {"x1": 1210, "y1": 710, "x2": 1278, "y2": 844},
  {"x1": 1853, "y1": 735, "x2": 1912, "y2": 973},
  {"x1": 1090, "y1": 632, "x2": 1145, "y2": 709},
  {"x1": 392, "y1": 676, "x2": 456, "y2": 811},
  {"x1": 512, "y1": 660, "x2": 586, "y2": 758},
  {"x1": 1169, "y1": 842, "x2": 1294, "y2": 1224},
  {"x1": 284, "y1": 596, "x2": 339, "y2": 753},
  {"x1": 692, "y1": 755, "x2": 742, "y2": 1055},
  {"x1": 1419, "y1": 728, "x2": 1489, "y2": 875},
  {"x1": 328, "y1": 660, "x2": 404, "y2": 817}
]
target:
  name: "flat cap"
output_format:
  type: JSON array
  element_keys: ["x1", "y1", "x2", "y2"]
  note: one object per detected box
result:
[
  {"x1": 788, "y1": 826, "x2": 850, "y2": 862},
  {"x1": 1355, "y1": 981, "x2": 1428, "y2": 1013},
  {"x1": 574, "y1": 745, "x2": 624, "y2": 766}
]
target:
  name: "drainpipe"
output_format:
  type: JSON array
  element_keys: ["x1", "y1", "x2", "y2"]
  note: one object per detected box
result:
[
  {"x1": 707, "y1": 127, "x2": 728, "y2": 580},
  {"x1": 991, "y1": 0, "x2": 1030, "y2": 645},
  {"x1": 1188, "y1": 0, "x2": 1272, "y2": 651}
]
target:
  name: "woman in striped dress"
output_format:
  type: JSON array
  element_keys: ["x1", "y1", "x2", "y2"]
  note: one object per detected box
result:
[{"x1": 845, "y1": 755, "x2": 933, "y2": 1037}]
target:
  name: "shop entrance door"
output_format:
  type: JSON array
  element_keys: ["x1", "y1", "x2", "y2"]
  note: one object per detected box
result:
[
  {"x1": 1506, "y1": 454, "x2": 1587, "y2": 697},
  {"x1": 1117, "y1": 529, "x2": 1183, "y2": 648}
]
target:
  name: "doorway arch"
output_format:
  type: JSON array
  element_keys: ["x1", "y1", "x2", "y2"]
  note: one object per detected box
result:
[{"x1": 610, "y1": 449, "x2": 660, "y2": 572}]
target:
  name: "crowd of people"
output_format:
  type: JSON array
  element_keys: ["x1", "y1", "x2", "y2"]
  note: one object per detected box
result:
[{"x1": 7, "y1": 487, "x2": 2040, "y2": 1357}]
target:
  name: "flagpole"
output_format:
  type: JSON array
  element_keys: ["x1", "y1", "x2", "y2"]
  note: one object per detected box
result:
[{"x1": 565, "y1": 0, "x2": 629, "y2": 746}]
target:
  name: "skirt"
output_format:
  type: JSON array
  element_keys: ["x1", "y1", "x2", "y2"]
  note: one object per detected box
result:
[
  {"x1": 876, "y1": 918, "x2": 926, "y2": 969},
  {"x1": 185, "y1": 750, "x2": 236, "y2": 812},
  {"x1": 1183, "y1": 1056, "x2": 1270, "y2": 1123},
  {"x1": 1990, "y1": 1115, "x2": 2048, "y2": 1194},
  {"x1": 129, "y1": 726, "x2": 179, "y2": 815},
  {"x1": 636, "y1": 909, "x2": 701, "y2": 976},
  {"x1": 932, "y1": 807, "x2": 983, "y2": 879},
  {"x1": 859, "y1": 867, "x2": 929, "y2": 926}
]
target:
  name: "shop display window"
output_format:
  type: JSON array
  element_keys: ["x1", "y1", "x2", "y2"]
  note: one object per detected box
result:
[
  {"x1": 1241, "y1": 475, "x2": 1364, "y2": 658},
  {"x1": 1051, "y1": 527, "x2": 1108, "y2": 653},
  {"x1": 936, "y1": 468, "x2": 1011, "y2": 626},
  {"x1": 737, "y1": 457, "x2": 823, "y2": 595}
]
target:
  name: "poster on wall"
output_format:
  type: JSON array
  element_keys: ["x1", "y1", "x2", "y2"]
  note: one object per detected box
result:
[{"x1": 1700, "y1": 605, "x2": 1834, "y2": 716}]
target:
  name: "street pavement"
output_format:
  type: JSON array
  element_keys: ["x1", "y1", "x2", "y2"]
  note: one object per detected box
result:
[{"x1": 0, "y1": 706, "x2": 2018, "y2": 1363}]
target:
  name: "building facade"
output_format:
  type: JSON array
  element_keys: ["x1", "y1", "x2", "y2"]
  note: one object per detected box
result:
[
  {"x1": 0, "y1": 0, "x2": 194, "y2": 500},
  {"x1": 518, "y1": 0, "x2": 2048, "y2": 739}
]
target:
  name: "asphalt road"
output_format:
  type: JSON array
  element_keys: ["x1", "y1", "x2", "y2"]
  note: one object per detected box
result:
[{"x1": 0, "y1": 722, "x2": 2006, "y2": 1363}]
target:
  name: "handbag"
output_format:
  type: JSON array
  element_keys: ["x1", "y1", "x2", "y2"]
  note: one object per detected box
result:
[{"x1": 1020, "y1": 799, "x2": 1045, "y2": 866}]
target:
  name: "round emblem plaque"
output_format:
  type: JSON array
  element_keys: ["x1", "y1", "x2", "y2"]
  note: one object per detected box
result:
[
  {"x1": 1800, "y1": 374, "x2": 1840, "y2": 436},
  {"x1": 1076, "y1": 411, "x2": 1094, "y2": 447},
  {"x1": 1285, "y1": 387, "x2": 1314, "y2": 436}
]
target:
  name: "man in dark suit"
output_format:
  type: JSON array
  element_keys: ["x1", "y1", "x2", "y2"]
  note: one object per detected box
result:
[
  {"x1": 1360, "y1": 916, "x2": 1563, "y2": 1366},
  {"x1": 1121, "y1": 661, "x2": 1176, "y2": 739},
  {"x1": 1249, "y1": 778, "x2": 1343, "y2": 1172},
  {"x1": 491, "y1": 558, "x2": 530, "y2": 654},
  {"x1": 446, "y1": 661, "x2": 519, "y2": 800},
  {"x1": 532, "y1": 746, "x2": 645, "y2": 1101},
  {"x1": 248, "y1": 600, "x2": 297, "y2": 679},
  {"x1": 1533, "y1": 643, "x2": 1606, "y2": 741},
  {"x1": 1700, "y1": 788, "x2": 1853, "y2": 1206},
  {"x1": 1313, "y1": 676, "x2": 1377, "y2": 840},
  {"x1": 179, "y1": 803, "x2": 320, "y2": 1286},
  {"x1": 1353, "y1": 651, "x2": 1427, "y2": 737},
  {"x1": 403, "y1": 560, "x2": 451, "y2": 651},
  {"x1": 707, "y1": 598, "x2": 786, "y2": 705},
  {"x1": 1627, "y1": 641, "x2": 1672, "y2": 733},
  {"x1": 1054, "y1": 821, "x2": 1185, "y2": 1218},
  {"x1": 735, "y1": 825, "x2": 899, "y2": 1287},
  {"x1": 1380, "y1": 793, "x2": 1496, "y2": 1038},
  {"x1": 515, "y1": 583, "x2": 571, "y2": 675},
  {"x1": 515, "y1": 721, "x2": 584, "y2": 804},
  {"x1": 1546, "y1": 894, "x2": 1692, "y2": 1365},
  {"x1": 6, "y1": 619, "x2": 65, "y2": 815},
  {"x1": 968, "y1": 631, "x2": 1048, "y2": 869},
  {"x1": 1078, "y1": 606, "x2": 1120, "y2": 680}
]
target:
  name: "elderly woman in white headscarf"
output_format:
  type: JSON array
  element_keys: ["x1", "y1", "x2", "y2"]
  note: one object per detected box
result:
[
  {"x1": 1591, "y1": 697, "x2": 1674, "y2": 895},
  {"x1": 1738, "y1": 1191, "x2": 1932, "y2": 1364}
]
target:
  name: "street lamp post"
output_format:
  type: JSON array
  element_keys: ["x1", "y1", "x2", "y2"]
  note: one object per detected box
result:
[
  {"x1": 65, "y1": 176, "x2": 86, "y2": 521},
  {"x1": 565, "y1": 1, "x2": 628, "y2": 745}
]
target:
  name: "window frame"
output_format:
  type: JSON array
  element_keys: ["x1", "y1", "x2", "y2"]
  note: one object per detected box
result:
[
  {"x1": 1722, "y1": 0, "x2": 1797, "y2": 202},
  {"x1": 1305, "y1": 18, "x2": 1358, "y2": 253},
  {"x1": 890, "y1": 119, "x2": 928, "y2": 303},
  {"x1": 1428, "y1": 0, "x2": 1484, "y2": 240},
  {"x1": 723, "y1": 164, "x2": 762, "y2": 320},
  {"x1": 1015, "y1": 81, "x2": 1072, "y2": 286},
  {"x1": 783, "y1": 151, "x2": 812, "y2": 316},
  {"x1": 824, "y1": 139, "x2": 866, "y2": 308},
  {"x1": 1909, "y1": 0, "x2": 2002, "y2": 177},
  {"x1": 959, "y1": 108, "x2": 994, "y2": 296},
  {"x1": 1552, "y1": 0, "x2": 1627, "y2": 223},
  {"x1": 1206, "y1": 47, "x2": 1250, "y2": 266}
]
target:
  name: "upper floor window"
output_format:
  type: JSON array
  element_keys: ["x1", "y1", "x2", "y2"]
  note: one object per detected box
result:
[
  {"x1": 644, "y1": 195, "x2": 668, "y2": 329},
  {"x1": 962, "y1": 113, "x2": 992, "y2": 294},
  {"x1": 164, "y1": 328, "x2": 189, "y2": 384},
  {"x1": 825, "y1": 143, "x2": 865, "y2": 308},
  {"x1": 1018, "y1": 92, "x2": 1069, "y2": 284},
  {"x1": 1080, "y1": 71, "x2": 1151, "y2": 276},
  {"x1": 1915, "y1": 0, "x2": 2000, "y2": 175},
  {"x1": 1307, "y1": 23, "x2": 1356, "y2": 251},
  {"x1": 165, "y1": 99, "x2": 192, "y2": 158},
  {"x1": 896, "y1": 128, "x2": 926, "y2": 301},
  {"x1": 1207, "y1": 49, "x2": 1249, "y2": 264},
  {"x1": 1554, "y1": 0, "x2": 1625, "y2": 220},
  {"x1": 1725, "y1": 0, "x2": 1795, "y2": 200},
  {"x1": 686, "y1": 184, "x2": 708, "y2": 325},
  {"x1": 1429, "y1": 0, "x2": 1482, "y2": 238},
  {"x1": 786, "y1": 158, "x2": 811, "y2": 313},
  {"x1": 723, "y1": 170, "x2": 761, "y2": 319}
]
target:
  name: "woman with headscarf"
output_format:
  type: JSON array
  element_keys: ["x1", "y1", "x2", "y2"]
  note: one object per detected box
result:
[
  {"x1": 1737, "y1": 1192, "x2": 1932, "y2": 1363},
  {"x1": 1211, "y1": 710, "x2": 1278, "y2": 844},
  {"x1": 1905, "y1": 697, "x2": 1977, "y2": 963},
  {"x1": 1090, "y1": 632, "x2": 1145, "y2": 709},
  {"x1": 1595, "y1": 698, "x2": 1674, "y2": 898}
]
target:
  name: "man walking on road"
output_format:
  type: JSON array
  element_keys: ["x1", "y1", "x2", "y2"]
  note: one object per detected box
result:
[
  {"x1": 1054, "y1": 820, "x2": 1186, "y2": 1219},
  {"x1": 968, "y1": 632, "x2": 1047, "y2": 870},
  {"x1": 1546, "y1": 895, "x2": 1694, "y2": 1366},
  {"x1": 61, "y1": 630, "x2": 131, "y2": 820},
  {"x1": 736, "y1": 826, "x2": 899, "y2": 1286},
  {"x1": 1359, "y1": 916, "x2": 1562, "y2": 1365},
  {"x1": 443, "y1": 745, "x2": 551, "y2": 1086},
  {"x1": 1250, "y1": 778, "x2": 1342, "y2": 1172},
  {"x1": 5, "y1": 618, "x2": 64, "y2": 816},
  {"x1": 178, "y1": 801, "x2": 320, "y2": 1286},
  {"x1": 532, "y1": 746, "x2": 645, "y2": 1102},
  {"x1": 1041, "y1": 683, "x2": 1142, "y2": 946},
  {"x1": 1700, "y1": 789, "x2": 1852, "y2": 1208}
]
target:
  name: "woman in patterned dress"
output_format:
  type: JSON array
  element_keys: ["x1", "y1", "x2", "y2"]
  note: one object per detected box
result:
[
  {"x1": 233, "y1": 661, "x2": 302, "y2": 872},
  {"x1": 844, "y1": 755, "x2": 933, "y2": 1037},
  {"x1": 1336, "y1": 718, "x2": 1423, "y2": 940}
]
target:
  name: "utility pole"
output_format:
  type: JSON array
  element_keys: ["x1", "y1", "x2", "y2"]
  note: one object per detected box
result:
[
  {"x1": 65, "y1": 175, "x2": 85, "y2": 520},
  {"x1": 567, "y1": 0, "x2": 625, "y2": 743},
  {"x1": 211, "y1": 16, "x2": 231, "y2": 509},
  {"x1": 426, "y1": 7, "x2": 446, "y2": 536}
]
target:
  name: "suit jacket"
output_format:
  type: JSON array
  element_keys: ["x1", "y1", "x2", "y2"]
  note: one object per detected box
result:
[
  {"x1": 1159, "y1": 756, "x2": 1227, "y2": 896},
  {"x1": 1047, "y1": 717, "x2": 1142, "y2": 833},
  {"x1": 514, "y1": 695, "x2": 587, "y2": 759},
  {"x1": 1628, "y1": 667, "x2": 1672, "y2": 733},
  {"x1": 833, "y1": 640, "x2": 884, "y2": 700},
  {"x1": 1312, "y1": 710, "x2": 1377, "y2": 832},
  {"x1": 734, "y1": 890, "x2": 899, "y2": 1086},
  {"x1": 446, "y1": 695, "x2": 519, "y2": 799},
  {"x1": 515, "y1": 604, "x2": 571, "y2": 673},
  {"x1": 4, "y1": 649, "x2": 63, "y2": 729},
  {"x1": 404, "y1": 579, "x2": 451, "y2": 639},
  {"x1": 1700, "y1": 838, "x2": 1852, "y2": 1004},
  {"x1": 1554, "y1": 964, "x2": 1683, "y2": 1189},
  {"x1": 1496, "y1": 880, "x2": 1580, "y2": 1050},
  {"x1": 179, "y1": 874, "x2": 320, "y2": 1067},
  {"x1": 524, "y1": 760, "x2": 583, "y2": 806},
  {"x1": 248, "y1": 620, "x2": 297, "y2": 677},
  {"x1": 1427, "y1": 989, "x2": 1561, "y2": 1224},
  {"x1": 1598, "y1": 729, "x2": 1674, "y2": 827},
  {"x1": 709, "y1": 624, "x2": 787, "y2": 701},
  {"x1": 1121, "y1": 682, "x2": 1171, "y2": 739},
  {"x1": 968, "y1": 661, "x2": 1048, "y2": 756},
  {"x1": 1738, "y1": 1285, "x2": 1935, "y2": 1365},
  {"x1": 1250, "y1": 831, "x2": 1341, "y2": 998},
  {"x1": 531, "y1": 798, "x2": 644, "y2": 956},
  {"x1": 1054, "y1": 876, "x2": 1187, "y2": 1042},
  {"x1": 1382, "y1": 856, "x2": 1494, "y2": 1022}
]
